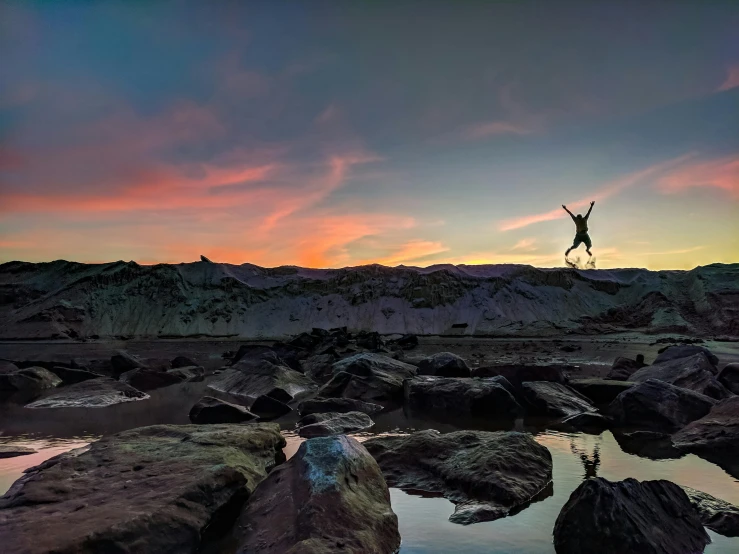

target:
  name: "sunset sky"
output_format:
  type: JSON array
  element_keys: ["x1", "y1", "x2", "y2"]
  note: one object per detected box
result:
[{"x1": 1, "y1": 1, "x2": 738, "y2": 269}]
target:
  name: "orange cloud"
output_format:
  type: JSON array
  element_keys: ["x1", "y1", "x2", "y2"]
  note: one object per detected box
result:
[
  {"x1": 362, "y1": 240, "x2": 450, "y2": 267},
  {"x1": 718, "y1": 65, "x2": 739, "y2": 92},
  {"x1": 658, "y1": 156, "x2": 739, "y2": 198}
]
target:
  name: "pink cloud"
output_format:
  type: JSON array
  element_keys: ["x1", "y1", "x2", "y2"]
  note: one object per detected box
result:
[
  {"x1": 359, "y1": 240, "x2": 450, "y2": 267},
  {"x1": 658, "y1": 156, "x2": 739, "y2": 198},
  {"x1": 462, "y1": 120, "x2": 534, "y2": 140},
  {"x1": 718, "y1": 65, "x2": 739, "y2": 92}
]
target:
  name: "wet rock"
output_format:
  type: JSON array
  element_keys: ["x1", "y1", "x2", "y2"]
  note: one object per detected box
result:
[
  {"x1": 718, "y1": 362, "x2": 739, "y2": 395},
  {"x1": 0, "y1": 424, "x2": 285, "y2": 554},
  {"x1": 166, "y1": 365, "x2": 205, "y2": 382},
  {"x1": 300, "y1": 353, "x2": 338, "y2": 383},
  {"x1": 0, "y1": 445, "x2": 37, "y2": 459},
  {"x1": 681, "y1": 486, "x2": 739, "y2": 537},
  {"x1": 558, "y1": 412, "x2": 611, "y2": 434},
  {"x1": 553, "y1": 477, "x2": 709, "y2": 554},
  {"x1": 297, "y1": 411, "x2": 374, "y2": 438},
  {"x1": 110, "y1": 350, "x2": 147, "y2": 376},
  {"x1": 209, "y1": 360, "x2": 315, "y2": 401},
  {"x1": 605, "y1": 355, "x2": 646, "y2": 380},
  {"x1": 417, "y1": 352, "x2": 470, "y2": 377},
  {"x1": 629, "y1": 353, "x2": 731, "y2": 399},
  {"x1": 672, "y1": 396, "x2": 739, "y2": 475},
  {"x1": 364, "y1": 430, "x2": 553, "y2": 525},
  {"x1": 189, "y1": 396, "x2": 257, "y2": 424},
  {"x1": 568, "y1": 378, "x2": 635, "y2": 404},
  {"x1": 612, "y1": 430, "x2": 681, "y2": 459},
  {"x1": 25, "y1": 377, "x2": 149, "y2": 408},
  {"x1": 404, "y1": 375, "x2": 523, "y2": 418},
  {"x1": 298, "y1": 397, "x2": 383, "y2": 416},
  {"x1": 0, "y1": 367, "x2": 62, "y2": 392},
  {"x1": 655, "y1": 344, "x2": 719, "y2": 367},
  {"x1": 522, "y1": 381, "x2": 597, "y2": 418},
  {"x1": 48, "y1": 366, "x2": 101, "y2": 384},
  {"x1": 608, "y1": 379, "x2": 716, "y2": 432},
  {"x1": 235, "y1": 435, "x2": 400, "y2": 554},
  {"x1": 471, "y1": 364, "x2": 569, "y2": 388},
  {"x1": 171, "y1": 355, "x2": 196, "y2": 368},
  {"x1": 318, "y1": 353, "x2": 416, "y2": 403},
  {"x1": 250, "y1": 394, "x2": 292, "y2": 419},
  {"x1": 119, "y1": 368, "x2": 186, "y2": 391}
]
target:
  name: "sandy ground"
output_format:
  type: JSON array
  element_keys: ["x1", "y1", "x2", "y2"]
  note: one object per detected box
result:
[{"x1": 1, "y1": 333, "x2": 737, "y2": 378}]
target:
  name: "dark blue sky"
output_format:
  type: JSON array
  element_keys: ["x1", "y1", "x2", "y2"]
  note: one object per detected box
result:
[{"x1": 1, "y1": 1, "x2": 737, "y2": 268}]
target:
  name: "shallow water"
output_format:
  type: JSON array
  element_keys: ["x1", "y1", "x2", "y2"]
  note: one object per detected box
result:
[{"x1": 1, "y1": 380, "x2": 738, "y2": 553}]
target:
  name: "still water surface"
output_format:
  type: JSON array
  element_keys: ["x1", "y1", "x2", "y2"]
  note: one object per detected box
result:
[{"x1": 1, "y1": 380, "x2": 737, "y2": 553}]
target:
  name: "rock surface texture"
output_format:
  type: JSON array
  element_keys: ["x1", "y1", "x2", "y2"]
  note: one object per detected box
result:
[
  {"x1": 25, "y1": 377, "x2": 149, "y2": 408},
  {"x1": 318, "y1": 353, "x2": 416, "y2": 403},
  {"x1": 522, "y1": 381, "x2": 597, "y2": 418},
  {"x1": 297, "y1": 411, "x2": 375, "y2": 438},
  {"x1": 404, "y1": 375, "x2": 522, "y2": 417},
  {"x1": 189, "y1": 396, "x2": 257, "y2": 424},
  {"x1": 629, "y1": 352, "x2": 731, "y2": 399},
  {"x1": 681, "y1": 486, "x2": 739, "y2": 537},
  {"x1": 364, "y1": 430, "x2": 553, "y2": 524},
  {"x1": 553, "y1": 477, "x2": 710, "y2": 554},
  {"x1": 235, "y1": 435, "x2": 400, "y2": 554},
  {"x1": 0, "y1": 367, "x2": 61, "y2": 392},
  {"x1": 0, "y1": 424, "x2": 286, "y2": 554},
  {"x1": 417, "y1": 352, "x2": 471, "y2": 377},
  {"x1": 208, "y1": 360, "x2": 315, "y2": 401},
  {"x1": 298, "y1": 397, "x2": 383, "y2": 416}
]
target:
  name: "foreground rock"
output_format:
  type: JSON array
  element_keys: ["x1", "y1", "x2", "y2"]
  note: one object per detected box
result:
[
  {"x1": 605, "y1": 355, "x2": 646, "y2": 380},
  {"x1": 209, "y1": 360, "x2": 315, "y2": 401},
  {"x1": 235, "y1": 435, "x2": 400, "y2": 553},
  {"x1": 629, "y1": 353, "x2": 731, "y2": 400},
  {"x1": 568, "y1": 378, "x2": 634, "y2": 404},
  {"x1": 682, "y1": 486, "x2": 739, "y2": 537},
  {"x1": 608, "y1": 379, "x2": 716, "y2": 432},
  {"x1": 553, "y1": 477, "x2": 709, "y2": 554},
  {"x1": 404, "y1": 376, "x2": 522, "y2": 418},
  {"x1": 318, "y1": 353, "x2": 416, "y2": 403},
  {"x1": 471, "y1": 364, "x2": 568, "y2": 388},
  {"x1": 0, "y1": 445, "x2": 37, "y2": 459},
  {"x1": 522, "y1": 381, "x2": 597, "y2": 418},
  {"x1": 417, "y1": 352, "x2": 470, "y2": 377},
  {"x1": 189, "y1": 396, "x2": 257, "y2": 424},
  {"x1": 298, "y1": 397, "x2": 383, "y2": 416},
  {"x1": 0, "y1": 424, "x2": 286, "y2": 554},
  {"x1": 672, "y1": 397, "x2": 739, "y2": 476},
  {"x1": 297, "y1": 411, "x2": 375, "y2": 438},
  {"x1": 654, "y1": 344, "x2": 719, "y2": 367},
  {"x1": 364, "y1": 430, "x2": 552, "y2": 524},
  {"x1": 0, "y1": 367, "x2": 61, "y2": 392},
  {"x1": 25, "y1": 378, "x2": 149, "y2": 408},
  {"x1": 718, "y1": 363, "x2": 739, "y2": 395}
]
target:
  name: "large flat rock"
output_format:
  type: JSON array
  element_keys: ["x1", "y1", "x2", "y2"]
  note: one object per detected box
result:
[
  {"x1": 208, "y1": 360, "x2": 315, "y2": 401},
  {"x1": 0, "y1": 424, "x2": 286, "y2": 554},
  {"x1": 318, "y1": 353, "x2": 416, "y2": 403},
  {"x1": 681, "y1": 486, "x2": 739, "y2": 537},
  {"x1": 25, "y1": 377, "x2": 149, "y2": 408},
  {"x1": 629, "y1": 353, "x2": 731, "y2": 399},
  {"x1": 404, "y1": 375, "x2": 522, "y2": 417},
  {"x1": 364, "y1": 430, "x2": 552, "y2": 525},
  {"x1": 521, "y1": 381, "x2": 597, "y2": 418},
  {"x1": 235, "y1": 435, "x2": 400, "y2": 554},
  {"x1": 297, "y1": 411, "x2": 375, "y2": 438},
  {"x1": 553, "y1": 477, "x2": 709, "y2": 554}
]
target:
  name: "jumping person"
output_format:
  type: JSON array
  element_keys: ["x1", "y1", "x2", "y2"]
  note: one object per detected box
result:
[{"x1": 563, "y1": 201, "x2": 595, "y2": 257}]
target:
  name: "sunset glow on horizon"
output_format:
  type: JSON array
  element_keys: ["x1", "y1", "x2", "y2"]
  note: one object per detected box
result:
[{"x1": 1, "y1": 2, "x2": 738, "y2": 270}]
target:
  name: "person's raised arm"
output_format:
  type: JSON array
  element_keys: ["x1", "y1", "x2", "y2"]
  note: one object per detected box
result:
[
  {"x1": 562, "y1": 204, "x2": 576, "y2": 220},
  {"x1": 585, "y1": 200, "x2": 595, "y2": 219}
]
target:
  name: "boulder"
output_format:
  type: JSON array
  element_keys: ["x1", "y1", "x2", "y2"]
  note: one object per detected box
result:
[
  {"x1": 300, "y1": 353, "x2": 338, "y2": 383},
  {"x1": 553, "y1": 477, "x2": 709, "y2": 554},
  {"x1": 612, "y1": 430, "x2": 681, "y2": 459},
  {"x1": 166, "y1": 365, "x2": 205, "y2": 381},
  {"x1": 605, "y1": 355, "x2": 646, "y2": 380},
  {"x1": 0, "y1": 445, "x2": 37, "y2": 459},
  {"x1": 298, "y1": 397, "x2": 383, "y2": 416},
  {"x1": 404, "y1": 375, "x2": 523, "y2": 418},
  {"x1": 230, "y1": 343, "x2": 305, "y2": 372},
  {"x1": 568, "y1": 378, "x2": 635, "y2": 404},
  {"x1": 718, "y1": 362, "x2": 739, "y2": 395},
  {"x1": 189, "y1": 396, "x2": 257, "y2": 424},
  {"x1": 0, "y1": 367, "x2": 62, "y2": 392},
  {"x1": 681, "y1": 486, "x2": 739, "y2": 537},
  {"x1": 0, "y1": 424, "x2": 285, "y2": 554},
  {"x1": 471, "y1": 364, "x2": 569, "y2": 388},
  {"x1": 558, "y1": 412, "x2": 611, "y2": 434},
  {"x1": 288, "y1": 332, "x2": 321, "y2": 350},
  {"x1": 110, "y1": 350, "x2": 147, "y2": 376},
  {"x1": 297, "y1": 411, "x2": 375, "y2": 438},
  {"x1": 608, "y1": 379, "x2": 716, "y2": 432},
  {"x1": 364, "y1": 430, "x2": 553, "y2": 525},
  {"x1": 234, "y1": 435, "x2": 400, "y2": 554},
  {"x1": 629, "y1": 353, "x2": 731, "y2": 399},
  {"x1": 417, "y1": 352, "x2": 470, "y2": 377},
  {"x1": 521, "y1": 381, "x2": 597, "y2": 418},
  {"x1": 318, "y1": 353, "x2": 416, "y2": 403},
  {"x1": 654, "y1": 344, "x2": 719, "y2": 367},
  {"x1": 0, "y1": 360, "x2": 19, "y2": 374},
  {"x1": 25, "y1": 377, "x2": 149, "y2": 408},
  {"x1": 391, "y1": 334, "x2": 419, "y2": 349},
  {"x1": 250, "y1": 394, "x2": 292, "y2": 419},
  {"x1": 208, "y1": 360, "x2": 315, "y2": 401},
  {"x1": 119, "y1": 368, "x2": 186, "y2": 391},
  {"x1": 171, "y1": 355, "x2": 196, "y2": 368},
  {"x1": 48, "y1": 366, "x2": 101, "y2": 384},
  {"x1": 355, "y1": 331, "x2": 384, "y2": 350}
]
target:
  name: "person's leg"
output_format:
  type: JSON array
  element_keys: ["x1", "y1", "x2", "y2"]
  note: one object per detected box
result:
[
  {"x1": 584, "y1": 233, "x2": 593, "y2": 256},
  {"x1": 567, "y1": 235, "x2": 582, "y2": 256}
]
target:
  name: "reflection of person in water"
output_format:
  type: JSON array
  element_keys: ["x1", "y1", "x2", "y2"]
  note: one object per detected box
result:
[
  {"x1": 570, "y1": 440, "x2": 601, "y2": 479},
  {"x1": 563, "y1": 201, "x2": 595, "y2": 257}
]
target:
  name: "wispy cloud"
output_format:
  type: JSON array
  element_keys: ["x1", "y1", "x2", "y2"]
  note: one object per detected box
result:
[
  {"x1": 461, "y1": 121, "x2": 534, "y2": 140},
  {"x1": 718, "y1": 65, "x2": 739, "y2": 92},
  {"x1": 657, "y1": 156, "x2": 739, "y2": 198},
  {"x1": 511, "y1": 238, "x2": 537, "y2": 251}
]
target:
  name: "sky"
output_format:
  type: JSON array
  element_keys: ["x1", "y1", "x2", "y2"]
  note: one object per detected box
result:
[{"x1": 1, "y1": 1, "x2": 738, "y2": 270}]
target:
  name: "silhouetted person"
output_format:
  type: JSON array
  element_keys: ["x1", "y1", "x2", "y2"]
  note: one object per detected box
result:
[{"x1": 563, "y1": 201, "x2": 595, "y2": 257}]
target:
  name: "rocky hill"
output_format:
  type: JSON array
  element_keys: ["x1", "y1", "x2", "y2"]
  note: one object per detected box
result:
[{"x1": 0, "y1": 260, "x2": 737, "y2": 340}]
